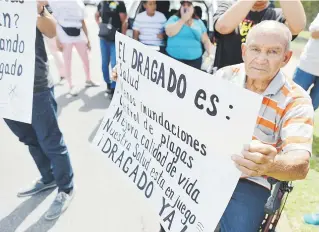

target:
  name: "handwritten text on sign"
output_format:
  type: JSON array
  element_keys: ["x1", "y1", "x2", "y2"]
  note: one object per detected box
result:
[
  {"x1": 92, "y1": 33, "x2": 262, "y2": 232},
  {"x1": 0, "y1": 1, "x2": 36, "y2": 123}
]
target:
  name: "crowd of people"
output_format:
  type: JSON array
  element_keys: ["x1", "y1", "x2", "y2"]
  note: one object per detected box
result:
[{"x1": 2, "y1": 0, "x2": 319, "y2": 230}]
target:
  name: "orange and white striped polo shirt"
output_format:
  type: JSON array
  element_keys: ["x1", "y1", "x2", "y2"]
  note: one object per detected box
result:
[{"x1": 215, "y1": 63, "x2": 314, "y2": 189}]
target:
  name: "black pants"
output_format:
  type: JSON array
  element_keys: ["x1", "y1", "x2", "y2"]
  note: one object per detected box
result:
[
  {"x1": 4, "y1": 88, "x2": 74, "y2": 192},
  {"x1": 175, "y1": 57, "x2": 202, "y2": 70}
]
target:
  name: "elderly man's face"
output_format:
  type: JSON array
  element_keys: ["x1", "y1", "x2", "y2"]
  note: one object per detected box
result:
[{"x1": 242, "y1": 32, "x2": 292, "y2": 81}]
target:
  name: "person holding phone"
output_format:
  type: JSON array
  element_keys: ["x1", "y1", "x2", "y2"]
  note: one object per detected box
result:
[{"x1": 164, "y1": 0, "x2": 213, "y2": 70}]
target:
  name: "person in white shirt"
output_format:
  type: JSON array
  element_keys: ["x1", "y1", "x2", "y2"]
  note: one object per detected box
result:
[
  {"x1": 293, "y1": 13, "x2": 319, "y2": 110},
  {"x1": 133, "y1": 0, "x2": 167, "y2": 52},
  {"x1": 49, "y1": 0, "x2": 98, "y2": 96}
]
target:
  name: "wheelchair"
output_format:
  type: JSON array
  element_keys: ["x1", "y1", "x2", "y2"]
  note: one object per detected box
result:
[
  {"x1": 213, "y1": 178, "x2": 294, "y2": 232},
  {"x1": 259, "y1": 178, "x2": 294, "y2": 232}
]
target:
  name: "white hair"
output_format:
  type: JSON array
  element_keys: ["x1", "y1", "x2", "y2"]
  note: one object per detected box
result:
[{"x1": 246, "y1": 20, "x2": 292, "y2": 51}]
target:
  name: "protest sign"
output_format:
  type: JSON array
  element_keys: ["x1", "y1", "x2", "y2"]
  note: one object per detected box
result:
[
  {"x1": 0, "y1": 1, "x2": 37, "y2": 123},
  {"x1": 92, "y1": 32, "x2": 263, "y2": 232}
]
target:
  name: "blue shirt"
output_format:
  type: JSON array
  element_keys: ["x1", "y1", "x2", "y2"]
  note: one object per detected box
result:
[{"x1": 165, "y1": 15, "x2": 207, "y2": 60}]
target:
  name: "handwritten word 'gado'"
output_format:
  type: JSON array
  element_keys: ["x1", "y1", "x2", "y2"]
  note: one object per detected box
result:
[{"x1": 0, "y1": 59, "x2": 23, "y2": 80}]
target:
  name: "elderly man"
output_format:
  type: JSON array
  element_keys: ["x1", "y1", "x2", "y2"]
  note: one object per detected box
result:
[
  {"x1": 112, "y1": 20, "x2": 313, "y2": 232},
  {"x1": 212, "y1": 20, "x2": 313, "y2": 232}
]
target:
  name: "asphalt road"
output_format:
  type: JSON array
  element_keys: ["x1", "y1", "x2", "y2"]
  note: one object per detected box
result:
[
  {"x1": 0, "y1": 5, "x2": 298, "y2": 232},
  {"x1": 0, "y1": 5, "x2": 160, "y2": 232}
]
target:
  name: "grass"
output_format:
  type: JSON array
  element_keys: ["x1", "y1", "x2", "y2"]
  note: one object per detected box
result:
[
  {"x1": 284, "y1": 170, "x2": 319, "y2": 232},
  {"x1": 282, "y1": 111, "x2": 319, "y2": 231},
  {"x1": 298, "y1": 31, "x2": 311, "y2": 40}
]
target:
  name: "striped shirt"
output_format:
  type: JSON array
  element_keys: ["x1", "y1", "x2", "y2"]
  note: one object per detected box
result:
[
  {"x1": 133, "y1": 11, "x2": 167, "y2": 46},
  {"x1": 216, "y1": 63, "x2": 314, "y2": 189}
]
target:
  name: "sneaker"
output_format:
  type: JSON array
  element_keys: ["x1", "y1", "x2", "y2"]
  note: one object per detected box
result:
[
  {"x1": 17, "y1": 179, "x2": 57, "y2": 197},
  {"x1": 69, "y1": 86, "x2": 79, "y2": 96},
  {"x1": 85, "y1": 80, "x2": 100, "y2": 87},
  {"x1": 45, "y1": 190, "x2": 75, "y2": 221},
  {"x1": 304, "y1": 213, "x2": 319, "y2": 225}
]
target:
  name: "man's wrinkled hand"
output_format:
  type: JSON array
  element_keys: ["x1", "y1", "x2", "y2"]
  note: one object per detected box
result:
[{"x1": 232, "y1": 140, "x2": 277, "y2": 177}]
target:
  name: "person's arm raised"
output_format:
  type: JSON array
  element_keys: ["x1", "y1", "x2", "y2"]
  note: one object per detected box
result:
[
  {"x1": 214, "y1": 0, "x2": 257, "y2": 35},
  {"x1": 37, "y1": 2, "x2": 56, "y2": 38},
  {"x1": 165, "y1": 19, "x2": 185, "y2": 37},
  {"x1": 165, "y1": 6, "x2": 193, "y2": 37},
  {"x1": 279, "y1": 0, "x2": 306, "y2": 35}
]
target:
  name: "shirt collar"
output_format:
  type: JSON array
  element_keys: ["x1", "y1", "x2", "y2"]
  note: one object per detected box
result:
[
  {"x1": 239, "y1": 70, "x2": 286, "y2": 96},
  {"x1": 261, "y1": 71, "x2": 286, "y2": 96}
]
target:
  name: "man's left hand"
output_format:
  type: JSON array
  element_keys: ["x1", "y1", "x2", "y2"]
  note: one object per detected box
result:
[{"x1": 232, "y1": 140, "x2": 277, "y2": 177}]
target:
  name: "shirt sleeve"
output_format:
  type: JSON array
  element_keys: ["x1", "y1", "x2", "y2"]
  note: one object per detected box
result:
[
  {"x1": 279, "y1": 97, "x2": 314, "y2": 155},
  {"x1": 118, "y1": 1, "x2": 127, "y2": 13},
  {"x1": 165, "y1": 15, "x2": 179, "y2": 28},
  {"x1": 309, "y1": 13, "x2": 319, "y2": 32},
  {"x1": 212, "y1": 1, "x2": 232, "y2": 37},
  {"x1": 271, "y1": 8, "x2": 300, "y2": 41}
]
